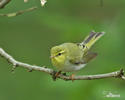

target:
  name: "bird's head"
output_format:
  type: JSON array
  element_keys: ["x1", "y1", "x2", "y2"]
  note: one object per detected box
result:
[{"x1": 50, "y1": 45, "x2": 67, "y2": 68}]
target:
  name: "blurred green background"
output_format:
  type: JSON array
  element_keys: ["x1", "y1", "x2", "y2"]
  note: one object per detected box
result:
[{"x1": 0, "y1": 0, "x2": 125, "y2": 100}]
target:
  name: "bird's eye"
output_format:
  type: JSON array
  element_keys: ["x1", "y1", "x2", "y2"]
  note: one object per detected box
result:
[{"x1": 58, "y1": 53, "x2": 62, "y2": 56}]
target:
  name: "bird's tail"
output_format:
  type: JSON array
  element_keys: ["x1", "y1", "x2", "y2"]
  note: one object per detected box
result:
[{"x1": 81, "y1": 31, "x2": 105, "y2": 51}]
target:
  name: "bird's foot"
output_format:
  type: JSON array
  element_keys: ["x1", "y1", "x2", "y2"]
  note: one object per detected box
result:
[
  {"x1": 70, "y1": 74, "x2": 75, "y2": 82},
  {"x1": 52, "y1": 71, "x2": 61, "y2": 81}
]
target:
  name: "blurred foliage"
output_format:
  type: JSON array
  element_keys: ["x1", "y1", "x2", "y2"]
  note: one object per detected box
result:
[{"x1": 0, "y1": 0, "x2": 125, "y2": 100}]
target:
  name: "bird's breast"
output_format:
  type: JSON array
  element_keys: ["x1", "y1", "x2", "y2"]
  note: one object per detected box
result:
[
  {"x1": 51, "y1": 56, "x2": 66, "y2": 70},
  {"x1": 61, "y1": 60, "x2": 86, "y2": 72}
]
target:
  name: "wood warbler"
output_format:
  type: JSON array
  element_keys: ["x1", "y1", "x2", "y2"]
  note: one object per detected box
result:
[{"x1": 50, "y1": 31, "x2": 105, "y2": 73}]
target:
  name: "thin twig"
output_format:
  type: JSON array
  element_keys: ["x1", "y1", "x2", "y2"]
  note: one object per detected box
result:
[
  {"x1": 0, "y1": 6, "x2": 37, "y2": 17},
  {"x1": 0, "y1": 48, "x2": 125, "y2": 81},
  {"x1": 0, "y1": 0, "x2": 11, "y2": 8},
  {"x1": 100, "y1": 0, "x2": 103, "y2": 7}
]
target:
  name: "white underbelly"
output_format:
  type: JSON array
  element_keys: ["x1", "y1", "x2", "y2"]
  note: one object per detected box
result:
[{"x1": 61, "y1": 63, "x2": 86, "y2": 72}]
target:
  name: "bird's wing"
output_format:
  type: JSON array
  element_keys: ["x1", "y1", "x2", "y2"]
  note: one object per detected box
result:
[
  {"x1": 83, "y1": 52, "x2": 97, "y2": 63},
  {"x1": 69, "y1": 56, "x2": 85, "y2": 65},
  {"x1": 69, "y1": 52, "x2": 97, "y2": 65}
]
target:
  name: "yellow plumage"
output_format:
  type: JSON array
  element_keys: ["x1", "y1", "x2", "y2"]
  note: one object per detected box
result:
[{"x1": 50, "y1": 31, "x2": 105, "y2": 72}]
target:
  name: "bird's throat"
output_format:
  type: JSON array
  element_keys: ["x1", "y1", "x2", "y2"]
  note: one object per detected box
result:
[{"x1": 52, "y1": 56, "x2": 66, "y2": 70}]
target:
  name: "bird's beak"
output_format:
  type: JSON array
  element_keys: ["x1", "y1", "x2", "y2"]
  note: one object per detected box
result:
[{"x1": 50, "y1": 56, "x2": 55, "y2": 59}]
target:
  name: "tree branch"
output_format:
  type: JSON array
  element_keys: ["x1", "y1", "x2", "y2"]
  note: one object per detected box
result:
[
  {"x1": 0, "y1": 48, "x2": 125, "y2": 81},
  {"x1": 0, "y1": 0, "x2": 11, "y2": 8},
  {"x1": 0, "y1": 6, "x2": 37, "y2": 17}
]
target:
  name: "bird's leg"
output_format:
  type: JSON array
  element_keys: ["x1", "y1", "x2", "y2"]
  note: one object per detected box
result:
[
  {"x1": 55, "y1": 70, "x2": 62, "y2": 77},
  {"x1": 70, "y1": 74, "x2": 75, "y2": 82},
  {"x1": 52, "y1": 70, "x2": 62, "y2": 81}
]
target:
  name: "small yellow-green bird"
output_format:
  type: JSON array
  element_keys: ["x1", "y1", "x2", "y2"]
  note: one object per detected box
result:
[{"x1": 50, "y1": 31, "x2": 105, "y2": 77}]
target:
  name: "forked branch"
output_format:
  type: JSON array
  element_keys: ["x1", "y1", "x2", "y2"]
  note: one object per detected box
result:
[{"x1": 0, "y1": 48, "x2": 125, "y2": 81}]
